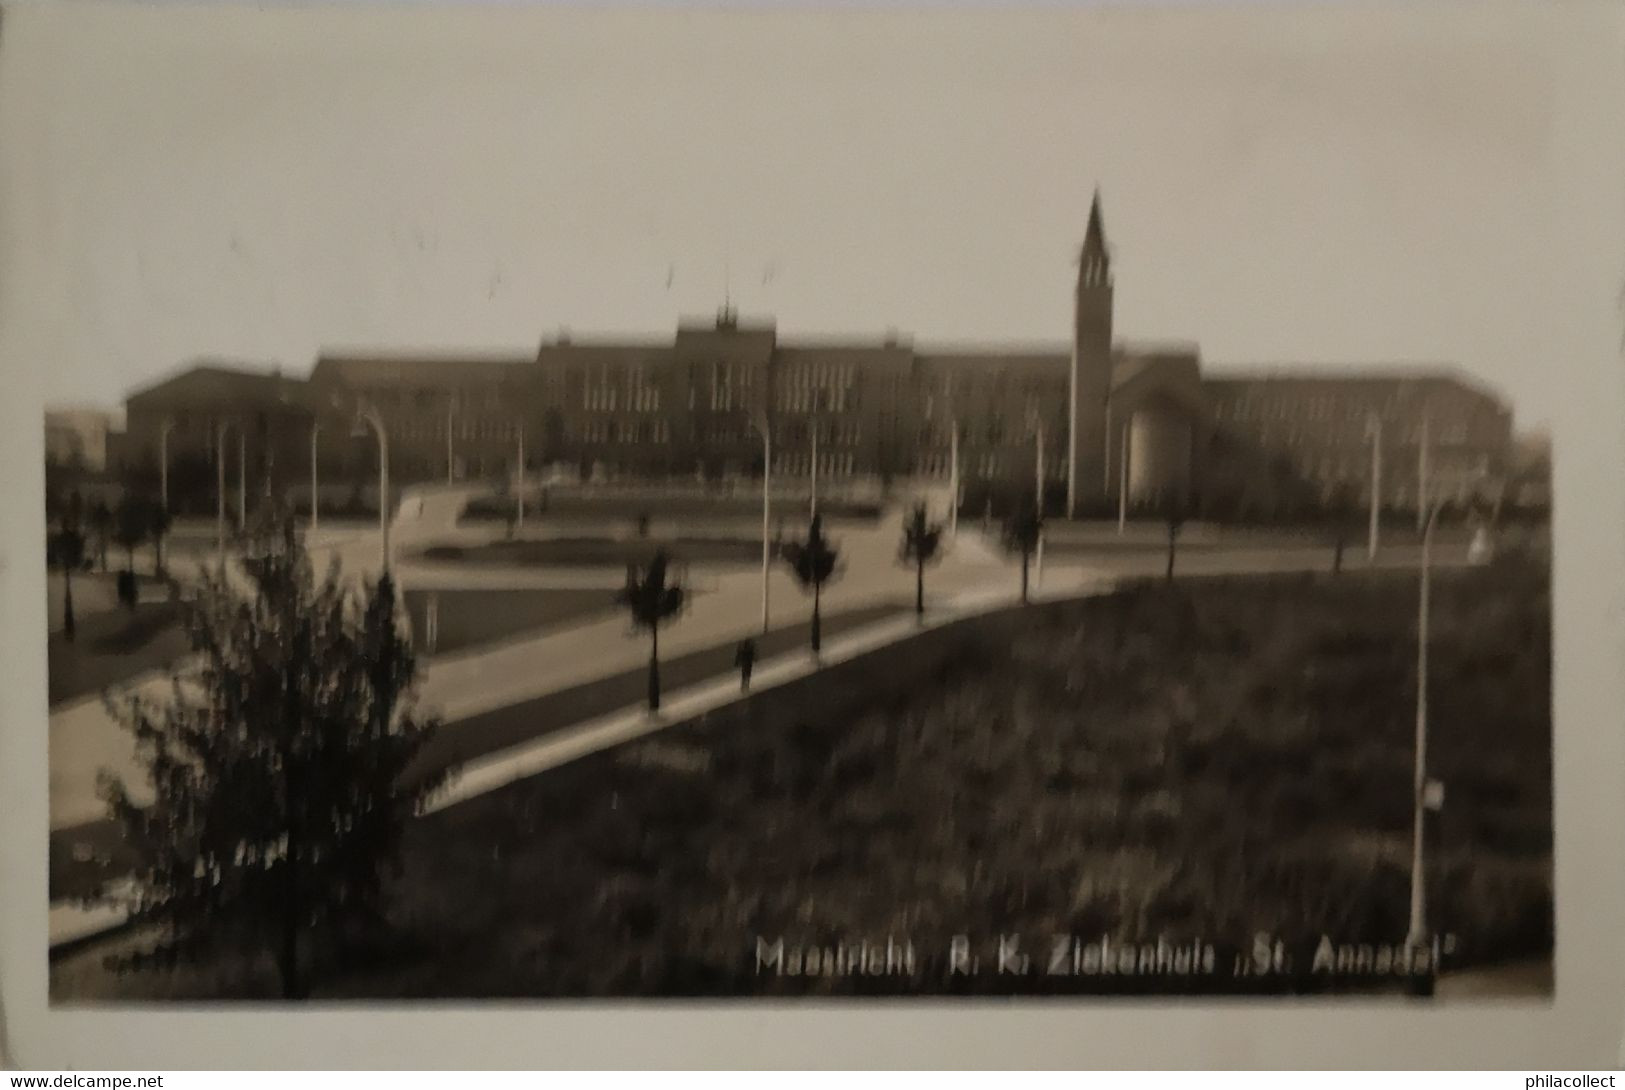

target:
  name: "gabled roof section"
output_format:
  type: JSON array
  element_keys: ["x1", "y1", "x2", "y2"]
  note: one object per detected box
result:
[
  {"x1": 1110, "y1": 345, "x2": 1206, "y2": 418},
  {"x1": 126, "y1": 361, "x2": 307, "y2": 408}
]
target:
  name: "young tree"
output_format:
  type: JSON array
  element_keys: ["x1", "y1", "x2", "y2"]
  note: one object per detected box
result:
[
  {"x1": 113, "y1": 494, "x2": 150, "y2": 576},
  {"x1": 615, "y1": 548, "x2": 687, "y2": 712},
  {"x1": 87, "y1": 499, "x2": 114, "y2": 572},
  {"x1": 99, "y1": 499, "x2": 445, "y2": 999},
  {"x1": 780, "y1": 514, "x2": 842, "y2": 655},
  {"x1": 1165, "y1": 498, "x2": 1186, "y2": 581},
  {"x1": 897, "y1": 501, "x2": 945, "y2": 619},
  {"x1": 147, "y1": 499, "x2": 173, "y2": 577},
  {"x1": 1324, "y1": 481, "x2": 1361, "y2": 575},
  {"x1": 48, "y1": 494, "x2": 86, "y2": 642},
  {"x1": 1002, "y1": 502, "x2": 1042, "y2": 604}
]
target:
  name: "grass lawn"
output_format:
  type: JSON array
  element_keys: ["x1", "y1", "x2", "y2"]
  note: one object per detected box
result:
[
  {"x1": 53, "y1": 554, "x2": 1550, "y2": 999},
  {"x1": 420, "y1": 537, "x2": 763, "y2": 568},
  {"x1": 402, "y1": 588, "x2": 618, "y2": 656},
  {"x1": 48, "y1": 598, "x2": 188, "y2": 707}
]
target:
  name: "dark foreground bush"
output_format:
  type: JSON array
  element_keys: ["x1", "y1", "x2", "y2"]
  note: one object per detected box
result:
[{"x1": 328, "y1": 560, "x2": 1548, "y2": 998}]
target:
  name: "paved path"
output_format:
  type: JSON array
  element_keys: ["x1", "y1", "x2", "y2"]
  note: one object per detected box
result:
[{"x1": 427, "y1": 573, "x2": 1110, "y2": 816}]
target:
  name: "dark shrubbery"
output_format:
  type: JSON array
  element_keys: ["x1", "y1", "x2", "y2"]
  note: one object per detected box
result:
[{"x1": 345, "y1": 560, "x2": 1549, "y2": 998}]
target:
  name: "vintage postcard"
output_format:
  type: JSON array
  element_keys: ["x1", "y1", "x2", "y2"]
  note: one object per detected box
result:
[{"x1": 4, "y1": 0, "x2": 1624, "y2": 1069}]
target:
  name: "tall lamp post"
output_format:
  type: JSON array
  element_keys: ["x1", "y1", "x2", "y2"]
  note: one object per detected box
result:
[
  {"x1": 309, "y1": 421, "x2": 321, "y2": 535},
  {"x1": 351, "y1": 407, "x2": 390, "y2": 574},
  {"x1": 809, "y1": 420, "x2": 819, "y2": 521},
  {"x1": 214, "y1": 420, "x2": 245, "y2": 572},
  {"x1": 1034, "y1": 423, "x2": 1045, "y2": 590},
  {"x1": 158, "y1": 418, "x2": 177, "y2": 513},
  {"x1": 948, "y1": 421, "x2": 959, "y2": 537},
  {"x1": 515, "y1": 421, "x2": 526, "y2": 530},
  {"x1": 1408, "y1": 496, "x2": 1445, "y2": 963},
  {"x1": 446, "y1": 402, "x2": 457, "y2": 485},
  {"x1": 1366, "y1": 412, "x2": 1384, "y2": 561},
  {"x1": 749, "y1": 414, "x2": 772, "y2": 635},
  {"x1": 1416, "y1": 411, "x2": 1431, "y2": 535},
  {"x1": 1117, "y1": 422, "x2": 1130, "y2": 534}
]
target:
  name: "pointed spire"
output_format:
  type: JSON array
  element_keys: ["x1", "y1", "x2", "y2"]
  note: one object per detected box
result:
[{"x1": 1080, "y1": 188, "x2": 1111, "y2": 288}]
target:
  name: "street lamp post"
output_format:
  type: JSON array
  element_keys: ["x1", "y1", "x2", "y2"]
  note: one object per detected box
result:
[
  {"x1": 158, "y1": 418, "x2": 177, "y2": 513},
  {"x1": 447, "y1": 403, "x2": 456, "y2": 484},
  {"x1": 214, "y1": 419, "x2": 243, "y2": 573},
  {"x1": 351, "y1": 408, "x2": 390, "y2": 573},
  {"x1": 748, "y1": 415, "x2": 772, "y2": 635},
  {"x1": 1408, "y1": 498, "x2": 1444, "y2": 960},
  {"x1": 761, "y1": 424, "x2": 772, "y2": 634},
  {"x1": 1367, "y1": 413, "x2": 1384, "y2": 561},
  {"x1": 948, "y1": 421, "x2": 959, "y2": 537},
  {"x1": 809, "y1": 422, "x2": 819, "y2": 522},
  {"x1": 1117, "y1": 422, "x2": 1130, "y2": 534},
  {"x1": 309, "y1": 421, "x2": 321, "y2": 535},
  {"x1": 1416, "y1": 411, "x2": 1431, "y2": 535},
  {"x1": 515, "y1": 422, "x2": 525, "y2": 530},
  {"x1": 1034, "y1": 423, "x2": 1045, "y2": 590}
]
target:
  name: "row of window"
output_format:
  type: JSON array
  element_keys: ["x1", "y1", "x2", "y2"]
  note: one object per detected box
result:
[
  {"x1": 579, "y1": 419, "x2": 672, "y2": 445},
  {"x1": 360, "y1": 387, "x2": 507, "y2": 413},
  {"x1": 1215, "y1": 396, "x2": 1477, "y2": 442},
  {"x1": 391, "y1": 418, "x2": 522, "y2": 442},
  {"x1": 773, "y1": 453, "x2": 858, "y2": 477}
]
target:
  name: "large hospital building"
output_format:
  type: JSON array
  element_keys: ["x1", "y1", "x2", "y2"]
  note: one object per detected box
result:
[{"x1": 110, "y1": 196, "x2": 1515, "y2": 519}]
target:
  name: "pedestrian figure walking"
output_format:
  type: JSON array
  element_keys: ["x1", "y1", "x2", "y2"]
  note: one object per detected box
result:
[{"x1": 734, "y1": 637, "x2": 758, "y2": 691}]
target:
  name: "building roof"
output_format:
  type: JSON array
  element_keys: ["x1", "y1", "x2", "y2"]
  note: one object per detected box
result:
[
  {"x1": 1201, "y1": 363, "x2": 1510, "y2": 410},
  {"x1": 125, "y1": 361, "x2": 307, "y2": 409},
  {"x1": 310, "y1": 353, "x2": 531, "y2": 387},
  {"x1": 914, "y1": 351, "x2": 1069, "y2": 376}
]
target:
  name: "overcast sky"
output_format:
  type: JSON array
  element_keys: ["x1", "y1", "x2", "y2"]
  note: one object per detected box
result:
[{"x1": 3, "y1": 2, "x2": 1622, "y2": 429}]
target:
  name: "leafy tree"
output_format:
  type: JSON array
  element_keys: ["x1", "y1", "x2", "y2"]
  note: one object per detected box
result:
[
  {"x1": 148, "y1": 499, "x2": 173, "y2": 576},
  {"x1": 48, "y1": 493, "x2": 86, "y2": 641},
  {"x1": 1002, "y1": 502, "x2": 1042, "y2": 604},
  {"x1": 615, "y1": 549, "x2": 687, "y2": 712},
  {"x1": 113, "y1": 495, "x2": 150, "y2": 601},
  {"x1": 780, "y1": 514, "x2": 842, "y2": 654},
  {"x1": 99, "y1": 499, "x2": 445, "y2": 999},
  {"x1": 87, "y1": 499, "x2": 114, "y2": 572},
  {"x1": 897, "y1": 501, "x2": 945, "y2": 619}
]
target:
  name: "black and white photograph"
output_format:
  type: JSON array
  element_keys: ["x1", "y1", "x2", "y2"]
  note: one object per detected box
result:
[{"x1": 11, "y1": 1, "x2": 1585, "y2": 1011}]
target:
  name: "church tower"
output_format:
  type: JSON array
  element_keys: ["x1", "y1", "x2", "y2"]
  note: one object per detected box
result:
[{"x1": 1067, "y1": 190, "x2": 1115, "y2": 516}]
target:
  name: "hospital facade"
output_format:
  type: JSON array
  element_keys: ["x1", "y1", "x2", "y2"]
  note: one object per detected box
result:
[{"x1": 110, "y1": 197, "x2": 1515, "y2": 518}]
